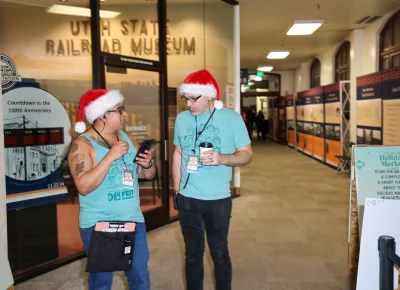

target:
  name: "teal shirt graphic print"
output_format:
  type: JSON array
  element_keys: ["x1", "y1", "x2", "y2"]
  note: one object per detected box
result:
[
  {"x1": 78, "y1": 131, "x2": 144, "y2": 228},
  {"x1": 174, "y1": 108, "x2": 251, "y2": 200}
]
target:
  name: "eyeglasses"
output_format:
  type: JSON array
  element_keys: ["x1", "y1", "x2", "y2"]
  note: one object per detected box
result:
[
  {"x1": 107, "y1": 106, "x2": 125, "y2": 115},
  {"x1": 181, "y1": 95, "x2": 202, "y2": 103}
]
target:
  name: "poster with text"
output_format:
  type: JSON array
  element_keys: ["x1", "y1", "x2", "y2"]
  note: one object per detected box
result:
[
  {"x1": 2, "y1": 85, "x2": 71, "y2": 210},
  {"x1": 356, "y1": 73, "x2": 382, "y2": 145},
  {"x1": 285, "y1": 95, "x2": 295, "y2": 147},
  {"x1": 323, "y1": 83, "x2": 341, "y2": 167},
  {"x1": 353, "y1": 146, "x2": 400, "y2": 230},
  {"x1": 382, "y1": 67, "x2": 400, "y2": 145},
  {"x1": 303, "y1": 87, "x2": 324, "y2": 160},
  {"x1": 295, "y1": 94, "x2": 304, "y2": 151}
]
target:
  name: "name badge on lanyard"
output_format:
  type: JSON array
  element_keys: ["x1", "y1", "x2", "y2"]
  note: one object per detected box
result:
[
  {"x1": 187, "y1": 154, "x2": 199, "y2": 173},
  {"x1": 123, "y1": 166, "x2": 134, "y2": 188}
]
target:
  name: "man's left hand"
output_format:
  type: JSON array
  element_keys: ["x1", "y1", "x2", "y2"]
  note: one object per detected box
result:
[
  {"x1": 136, "y1": 150, "x2": 153, "y2": 168},
  {"x1": 199, "y1": 150, "x2": 225, "y2": 166}
]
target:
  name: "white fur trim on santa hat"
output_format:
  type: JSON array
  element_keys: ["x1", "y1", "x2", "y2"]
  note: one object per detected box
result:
[
  {"x1": 179, "y1": 83, "x2": 217, "y2": 98},
  {"x1": 214, "y1": 100, "x2": 223, "y2": 109},
  {"x1": 75, "y1": 122, "x2": 86, "y2": 133},
  {"x1": 84, "y1": 90, "x2": 124, "y2": 124}
]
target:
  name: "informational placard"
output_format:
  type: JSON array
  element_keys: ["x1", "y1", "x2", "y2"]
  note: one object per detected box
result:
[
  {"x1": 302, "y1": 87, "x2": 324, "y2": 160},
  {"x1": 285, "y1": 95, "x2": 295, "y2": 147},
  {"x1": 2, "y1": 85, "x2": 71, "y2": 210},
  {"x1": 353, "y1": 146, "x2": 400, "y2": 230},
  {"x1": 323, "y1": 83, "x2": 341, "y2": 167},
  {"x1": 295, "y1": 93, "x2": 304, "y2": 151},
  {"x1": 225, "y1": 84, "x2": 235, "y2": 110},
  {"x1": 356, "y1": 198, "x2": 400, "y2": 290},
  {"x1": 356, "y1": 72, "x2": 382, "y2": 145},
  {"x1": 382, "y1": 67, "x2": 400, "y2": 145}
]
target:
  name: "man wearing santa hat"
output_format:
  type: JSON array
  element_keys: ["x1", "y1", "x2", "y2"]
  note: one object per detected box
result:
[
  {"x1": 68, "y1": 89, "x2": 155, "y2": 290},
  {"x1": 172, "y1": 69, "x2": 253, "y2": 289}
]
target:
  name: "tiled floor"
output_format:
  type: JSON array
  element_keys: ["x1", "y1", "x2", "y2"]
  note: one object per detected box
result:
[{"x1": 15, "y1": 141, "x2": 355, "y2": 290}]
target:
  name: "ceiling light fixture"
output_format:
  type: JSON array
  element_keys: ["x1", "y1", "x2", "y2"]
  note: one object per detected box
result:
[
  {"x1": 46, "y1": 4, "x2": 120, "y2": 19},
  {"x1": 253, "y1": 76, "x2": 262, "y2": 81},
  {"x1": 257, "y1": 66, "x2": 274, "y2": 72},
  {"x1": 266, "y1": 51, "x2": 290, "y2": 59},
  {"x1": 286, "y1": 20, "x2": 324, "y2": 35}
]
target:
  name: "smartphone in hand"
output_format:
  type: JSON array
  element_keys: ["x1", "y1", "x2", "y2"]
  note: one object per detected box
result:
[{"x1": 134, "y1": 139, "x2": 155, "y2": 163}]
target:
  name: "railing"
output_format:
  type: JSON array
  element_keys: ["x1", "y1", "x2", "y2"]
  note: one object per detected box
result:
[{"x1": 378, "y1": 236, "x2": 400, "y2": 290}]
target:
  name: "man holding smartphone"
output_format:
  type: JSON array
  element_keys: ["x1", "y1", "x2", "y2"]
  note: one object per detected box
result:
[
  {"x1": 68, "y1": 89, "x2": 155, "y2": 290},
  {"x1": 172, "y1": 70, "x2": 253, "y2": 290}
]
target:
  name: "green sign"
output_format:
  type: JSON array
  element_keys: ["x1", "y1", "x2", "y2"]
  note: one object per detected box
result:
[{"x1": 256, "y1": 71, "x2": 264, "y2": 76}]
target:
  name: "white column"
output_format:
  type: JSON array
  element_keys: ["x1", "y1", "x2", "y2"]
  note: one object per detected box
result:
[
  {"x1": 0, "y1": 69, "x2": 7, "y2": 251},
  {"x1": 233, "y1": 4, "x2": 240, "y2": 188},
  {"x1": 350, "y1": 29, "x2": 364, "y2": 143}
]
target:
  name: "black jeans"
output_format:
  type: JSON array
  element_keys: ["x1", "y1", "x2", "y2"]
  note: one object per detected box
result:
[{"x1": 178, "y1": 194, "x2": 232, "y2": 290}]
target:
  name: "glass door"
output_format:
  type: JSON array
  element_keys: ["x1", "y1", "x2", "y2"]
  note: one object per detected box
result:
[{"x1": 101, "y1": 54, "x2": 169, "y2": 230}]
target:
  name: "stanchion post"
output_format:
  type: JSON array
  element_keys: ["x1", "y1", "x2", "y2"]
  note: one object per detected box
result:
[{"x1": 378, "y1": 236, "x2": 395, "y2": 290}]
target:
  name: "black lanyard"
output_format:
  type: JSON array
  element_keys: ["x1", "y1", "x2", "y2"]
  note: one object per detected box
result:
[
  {"x1": 192, "y1": 109, "x2": 216, "y2": 153},
  {"x1": 182, "y1": 109, "x2": 216, "y2": 190},
  {"x1": 92, "y1": 127, "x2": 127, "y2": 167}
]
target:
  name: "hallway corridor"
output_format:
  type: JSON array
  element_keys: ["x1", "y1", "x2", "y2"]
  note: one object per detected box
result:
[{"x1": 15, "y1": 141, "x2": 352, "y2": 290}]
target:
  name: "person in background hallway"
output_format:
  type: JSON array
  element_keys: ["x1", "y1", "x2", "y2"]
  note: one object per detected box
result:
[
  {"x1": 246, "y1": 109, "x2": 255, "y2": 140},
  {"x1": 172, "y1": 69, "x2": 253, "y2": 290},
  {"x1": 68, "y1": 89, "x2": 155, "y2": 290},
  {"x1": 255, "y1": 110, "x2": 265, "y2": 141}
]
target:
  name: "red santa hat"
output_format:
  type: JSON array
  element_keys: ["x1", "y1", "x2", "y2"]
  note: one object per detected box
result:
[
  {"x1": 74, "y1": 89, "x2": 124, "y2": 133},
  {"x1": 179, "y1": 69, "x2": 223, "y2": 109}
]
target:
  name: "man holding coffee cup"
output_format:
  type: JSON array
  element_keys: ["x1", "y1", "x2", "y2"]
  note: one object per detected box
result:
[{"x1": 172, "y1": 69, "x2": 253, "y2": 290}]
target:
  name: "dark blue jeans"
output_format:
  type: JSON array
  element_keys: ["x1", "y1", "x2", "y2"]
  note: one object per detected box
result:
[
  {"x1": 80, "y1": 222, "x2": 150, "y2": 290},
  {"x1": 178, "y1": 194, "x2": 232, "y2": 290}
]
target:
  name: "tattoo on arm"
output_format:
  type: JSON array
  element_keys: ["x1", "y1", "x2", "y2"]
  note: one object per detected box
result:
[
  {"x1": 71, "y1": 154, "x2": 85, "y2": 163},
  {"x1": 75, "y1": 161, "x2": 86, "y2": 176},
  {"x1": 84, "y1": 139, "x2": 94, "y2": 148},
  {"x1": 70, "y1": 143, "x2": 78, "y2": 153}
]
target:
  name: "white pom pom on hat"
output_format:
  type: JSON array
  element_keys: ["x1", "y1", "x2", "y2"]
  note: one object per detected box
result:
[
  {"x1": 178, "y1": 69, "x2": 223, "y2": 109},
  {"x1": 74, "y1": 89, "x2": 124, "y2": 133}
]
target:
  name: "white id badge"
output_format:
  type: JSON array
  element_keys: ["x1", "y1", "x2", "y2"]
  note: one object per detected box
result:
[
  {"x1": 122, "y1": 168, "x2": 134, "y2": 188},
  {"x1": 187, "y1": 154, "x2": 199, "y2": 173}
]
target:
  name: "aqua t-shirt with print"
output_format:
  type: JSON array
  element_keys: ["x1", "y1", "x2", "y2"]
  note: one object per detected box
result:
[
  {"x1": 78, "y1": 130, "x2": 144, "y2": 228},
  {"x1": 173, "y1": 108, "x2": 251, "y2": 200}
]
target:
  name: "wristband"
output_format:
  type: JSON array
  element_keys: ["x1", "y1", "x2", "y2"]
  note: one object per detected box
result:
[{"x1": 142, "y1": 160, "x2": 153, "y2": 169}]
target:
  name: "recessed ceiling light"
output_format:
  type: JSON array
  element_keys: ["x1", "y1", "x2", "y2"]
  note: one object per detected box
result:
[
  {"x1": 46, "y1": 4, "x2": 120, "y2": 18},
  {"x1": 286, "y1": 20, "x2": 324, "y2": 35},
  {"x1": 257, "y1": 66, "x2": 273, "y2": 72},
  {"x1": 266, "y1": 51, "x2": 290, "y2": 59}
]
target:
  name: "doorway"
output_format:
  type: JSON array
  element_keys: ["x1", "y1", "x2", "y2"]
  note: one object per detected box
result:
[{"x1": 100, "y1": 53, "x2": 169, "y2": 230}]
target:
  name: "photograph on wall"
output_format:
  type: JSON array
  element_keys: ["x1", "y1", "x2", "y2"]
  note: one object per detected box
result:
[{"x1": 2, "y1": 85, "x2": 71, "y2": 210}]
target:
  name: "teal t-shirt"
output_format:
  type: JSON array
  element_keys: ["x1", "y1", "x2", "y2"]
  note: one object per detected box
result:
[
  {"x1": 173, "y1": 108, "x2": 251, "y2": 200},
  {"x1": 78, "y1": 130, "x2": 144, "y2": 228}
]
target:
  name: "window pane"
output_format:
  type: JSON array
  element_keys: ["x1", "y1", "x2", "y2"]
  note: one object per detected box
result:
[
  {"x1": 393, "y1": 55, "x2": 400, "y2": 68},
  {"x1": 394, "y1": 16, "x2": 400, "y2": 45},
  {"x1": 382, "y1": 58, "x2": 389, "y2": 70},
  {"x1": 100, "y1": 2, "x2": 159, "y2": 61},
  {"x1": 383, "y1": 28, "x2": 391, "y2": 48},
  {"x1": 105, "y1": 69, "x2": 163, "y2": 213}
]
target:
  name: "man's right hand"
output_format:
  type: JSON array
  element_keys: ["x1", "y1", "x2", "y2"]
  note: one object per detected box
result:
[{"x1": 108, "y1": 141, "x2": 129, "y2": 160}]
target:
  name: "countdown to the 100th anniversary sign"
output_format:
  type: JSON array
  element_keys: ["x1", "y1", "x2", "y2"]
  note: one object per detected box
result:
[{"x1": 2, "y1": 86, "x2": 72, "y2": 210}]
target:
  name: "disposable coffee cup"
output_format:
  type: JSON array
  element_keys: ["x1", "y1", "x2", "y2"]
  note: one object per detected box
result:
[{"x1": 199, "y1": 142, "x2": 213, "y2": 156}]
